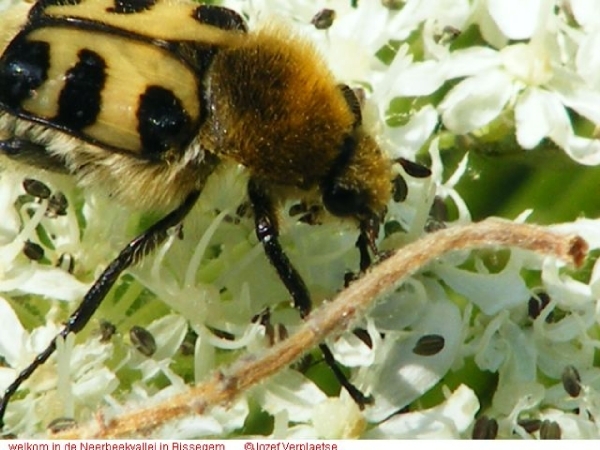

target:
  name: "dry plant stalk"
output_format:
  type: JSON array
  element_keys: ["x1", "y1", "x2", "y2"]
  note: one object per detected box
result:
[{"x1": 55, "y1": 219, "x2": 587, "y2": 438}]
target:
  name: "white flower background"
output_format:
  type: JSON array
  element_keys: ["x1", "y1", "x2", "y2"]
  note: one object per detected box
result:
[{"x1": 1, "y1": 0, "x2": 600, "y2": 439}]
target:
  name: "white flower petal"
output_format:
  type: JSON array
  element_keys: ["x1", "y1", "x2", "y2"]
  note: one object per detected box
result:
[
  {"x1": 444, "y1": 46, "x2": 502, "y2": 79},
  {"x1": 517, "y1": 87, "x2": 574, "y2": 151},
  {"x1": 147, "y1": 314, "x2": 188, "y2": 360},
  {"x1": 474, "y1": 311, "x2": 511, "y2": 373},
  {"x1": 471, "y1": 0, "x2": 508, "y2": 48},
  {"x1": 194, "y1": 328, "x2": 216, "y2": 382},
  {"x1": 0, "y1": 178, "x2": 22, "y2": 240},
  {"x1": 576, "y1": 31, "x2": 600, "y2": 90},
  {"x1": 557, "y1": 87, "x2": 600, "y2": 126},
  {"x1": 365, "y1": 289, "x2": 463, "y2": 422},
  {"x1": 493, "y1": 381, "x2": 545, "y2": 416},
  {"x1": 542, "y1": 259, "x2": 592, "y2": 311},
  {"x1": 487, "y1": 0, "x2": 543, "y2": 40},
  {"x1": 536, "y1": 339, "x2": 593, "y2": 379},
  {"x1": 391, "y1": 60, "x2": 447, "y2": 97},
  {"x1": 369, "y1": 278, "x2": 429, "y2": 332},
  {"x1": 540, "y1": 409, "x2": 599, "y2": 439},
  {"x1": 515, "y1": 88, "x2": 556, "y2": 148},
  {"x1": 365, "y1": 385, "x2": 479, "y2": 438},
  {"x1": 501, "y1": 321, "x2": 537, "y2": 381},
  {"x1": 439, "y1": 70, "x2": 514, "y2": 134},
  {"x1": 311, "y1": 398, "x2": 365, "y2": 439},
  {"x1": 0, "y1": 368, "x2": 17, "y2": 393},
  {"x1": 386, "y1": 0, "x2": 436, "y2": 40},
  {"x1": 435, "y1": 255, "x2": 530, "y2": 315},
  {"x1": 28, "y1": 323, "x2": 60, "y2": 355},
  {"x1": 330, "y1": 332, "x2": 374, "y2": 367},
  {"x1": 565, "y1": 134, "x2": 600, "y2": 166},
  {"x1": 210, "y1": 398, "x2": 250, "y2": 434},
  {"x1": 0, "y1": 296, "x2": 25, "y2": 368},
  {"x1": 253, "y1": 370, "x2": 327, "y2": 422},
  {"x1": 384, "y1": 105, "x2": 439, "y2": 159},
  {"x1": 569, "y1": 0, "x2": 600, "y2": 29},
  {"x1": 160, "y1": 415, "x2": 225, "y2": 439},
  {"x1": 11, "y1": 265, "x2": 89, "y2": 302},
  {"x1": 333, "y1": 0, "x2": 390, "y2": 52},
  {"x1": 501, "y1": 43, "x2": 553, "y2": 86},
  {"x1": 72, "y1": 367, "x2": 118, "y2": 404}
]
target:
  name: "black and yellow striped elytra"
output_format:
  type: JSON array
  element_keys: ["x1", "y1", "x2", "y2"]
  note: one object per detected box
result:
[
  {"x1": 1, "y1": 0, "x2": 248, "y2": 157},
  {"x1": 0, "y1": 0, "x2": 421, "y2": 431},
  {"x1": 0, "y1": 0, "x2": 252, "y2": 213}
]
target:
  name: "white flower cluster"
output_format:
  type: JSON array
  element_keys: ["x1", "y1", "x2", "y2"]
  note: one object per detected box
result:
[{"x1": 0, "y1": 0, "x2": 600, "y2": 440}]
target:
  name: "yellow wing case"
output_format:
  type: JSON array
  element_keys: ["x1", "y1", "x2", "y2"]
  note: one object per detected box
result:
[
  {"x1": 33, "y1": 0, "x2": 244, "y2": 43},
  {"x1": 0, "y1": 0, "x2": 246, "y2": 156}
]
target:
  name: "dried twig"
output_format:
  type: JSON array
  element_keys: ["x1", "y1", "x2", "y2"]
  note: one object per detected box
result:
[{"x1": 54, "y1": 219, "x2": 587, "y2": 438}]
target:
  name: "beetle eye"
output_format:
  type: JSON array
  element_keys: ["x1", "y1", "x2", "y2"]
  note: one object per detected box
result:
[{"x1": 322, "y1": 183, "x2": 367, "y2": 217}]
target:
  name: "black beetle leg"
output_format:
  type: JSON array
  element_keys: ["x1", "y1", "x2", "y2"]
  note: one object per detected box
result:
[{"x1": 247, "y1": 179, "x2": 372, "y2": 407}]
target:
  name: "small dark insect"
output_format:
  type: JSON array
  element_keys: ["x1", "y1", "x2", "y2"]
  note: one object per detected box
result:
[
  {"x1": 98, "y1": 320, "x2": 117, "y2": 343},
  {"x1": 22, "y1": 240, "x2": 44, "y2": 261},
  {"x1": 22, "y1": 178, "x2": 51, "y2": 199},
  {"x1": 518, "y1": 418, "x2": 542, "y2": 434},
  {"x1": 46, "y1": 191, "x2": 69, "y2": 217},
  {"x1": 311, "y1": 9, "x2": 336, "y2": 30},
  {"x1": 561, "y1": 365, "x2": 582, "y2": 398},
  {"x1": 398, "y1": 158, "x2": 432, "y2": 179},
  {"x1": 412, "y1": 334, "x2": 445, "y2": 356},
  {"x1": 129, "y1": 326, "x2": 157, "y2": 357},
  {"x1": 46, "y1": 417, "x2": 77, "y2": 433},
  {"x1": 539, "y1": 420, "x2": 561, "y2": 439},
  {"x1": 392, "y1": 175, "x2": 408, "y2": 202},
  {"x1": 472, "y1": 415, "x2": 498, "y2": 439}
]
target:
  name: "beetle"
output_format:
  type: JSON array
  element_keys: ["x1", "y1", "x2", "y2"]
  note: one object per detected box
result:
[{"x1": 0, "y1": 0, "x2": 430, "y2": 429}]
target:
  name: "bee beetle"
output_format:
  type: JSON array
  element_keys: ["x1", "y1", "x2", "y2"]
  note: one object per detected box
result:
[{"x1": 0, "y1": 0, "x2": 430, "y2": 429}]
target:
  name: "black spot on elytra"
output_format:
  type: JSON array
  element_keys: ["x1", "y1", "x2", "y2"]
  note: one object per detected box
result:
[
  {"x1": 137, "y1": 86, "x2": 191, "y2": 157},
  {"x1": 106, "y1": 0, "x2": 156, "y2": 14},
  {"x1": 167, "y1": 41, "x2": 215, "y2": 128},
  {"x1": 55, "y1": 49, "x2": 106, "y2": 131},
  {"x1": 0, "y1": 34, "x2": 50, "y2": 109},
  {"x1": 191, "y1": 5, "x2": 248, "y2": 32}
]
